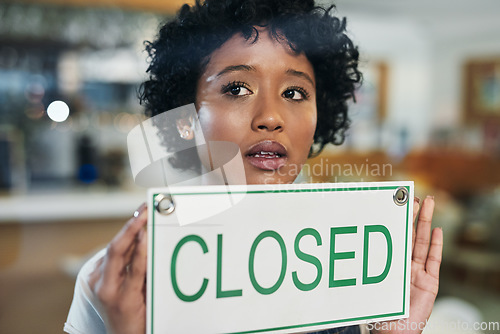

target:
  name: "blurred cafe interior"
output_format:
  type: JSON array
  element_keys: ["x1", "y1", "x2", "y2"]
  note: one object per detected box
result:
[{"x1": 1, "y1": 0, "x2": 500, "y2": 333}]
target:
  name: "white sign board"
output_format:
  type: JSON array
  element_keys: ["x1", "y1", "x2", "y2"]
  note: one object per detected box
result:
[{"x1": 147, "y1": 181, "x2": 413, "y2": 334}]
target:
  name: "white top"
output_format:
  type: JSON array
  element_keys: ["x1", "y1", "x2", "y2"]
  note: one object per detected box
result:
[{"x1": 64, "y1": 249, "x2": 108, "y2": 334}]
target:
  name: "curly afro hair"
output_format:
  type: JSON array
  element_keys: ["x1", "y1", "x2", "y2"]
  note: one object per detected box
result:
[{"x1": 139, "y1": 0, "x2": 361, "y2": 169}]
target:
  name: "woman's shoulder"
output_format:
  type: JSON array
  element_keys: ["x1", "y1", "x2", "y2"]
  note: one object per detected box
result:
[{"x1": 64, "y1": 248, "x2": 107, "y2": 334}]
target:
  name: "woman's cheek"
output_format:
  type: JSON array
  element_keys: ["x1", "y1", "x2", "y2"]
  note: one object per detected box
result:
[
  {"x1": 196, "y1": 104, "x2": 220, "y2": 140},
  {"x1": 298, "y1": 108, "x2": 317, "y2": 139}
]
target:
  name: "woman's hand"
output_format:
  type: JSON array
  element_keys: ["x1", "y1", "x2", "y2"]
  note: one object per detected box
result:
[
  {"x1": 88, "y1": 204, "x2": 148, "y2": 334},
  {"x1": 371, "y1": 196, "x2": 443, "y2": 334}
]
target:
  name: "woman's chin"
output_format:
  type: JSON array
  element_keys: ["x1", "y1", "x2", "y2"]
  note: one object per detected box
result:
[
  {"x1": 241, "y1": 162, "x2": 300, "y2": 185},
  {"x1": 244, "y1": 171, "x2": 297, "y2": 185}
]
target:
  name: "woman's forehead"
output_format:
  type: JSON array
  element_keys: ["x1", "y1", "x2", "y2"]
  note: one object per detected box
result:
[{"x1": 201, "y1": 28, "x2": 315, "y2": 82}]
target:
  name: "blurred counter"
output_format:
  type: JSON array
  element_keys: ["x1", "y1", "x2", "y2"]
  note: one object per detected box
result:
[
  {"x1": 0, "y1": 190, "x2": 146, "y2": 224},
  {"x1": 0, "y1": 190, "x2": 146, "y2": 334}
]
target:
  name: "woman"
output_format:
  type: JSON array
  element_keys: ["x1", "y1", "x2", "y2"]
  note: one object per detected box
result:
[{"x1": 65, "y1": 0, "x2": 442, "y2": 333}]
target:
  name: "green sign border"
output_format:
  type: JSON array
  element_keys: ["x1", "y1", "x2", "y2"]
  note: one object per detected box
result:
[{"x1": 150, "y1": 185, "x2": 410, "y2": 334}]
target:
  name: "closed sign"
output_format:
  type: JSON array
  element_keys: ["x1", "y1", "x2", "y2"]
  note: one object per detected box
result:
[{"x1": 147, "y1": 181, "x2": 413, "y2": 333}]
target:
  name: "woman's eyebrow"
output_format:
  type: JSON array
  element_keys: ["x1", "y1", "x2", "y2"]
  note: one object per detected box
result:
[
  {"x1": 215, "y1": 65, "x2": 315, "y2": 87},
  {"x1": 286, "y1": 69, "x2": 315, "y2": 87},
  {"x1": 216, "y1": 64, "x2": 256, "y2": 77}
]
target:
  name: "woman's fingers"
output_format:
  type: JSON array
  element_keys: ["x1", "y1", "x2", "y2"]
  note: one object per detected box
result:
[
  {"x1": 101, "y1": 204, "x2": 148, "y2": 290},
  {"x1": 126, "y1": 227, "x2": 148, "y2": 293},
  {"x1": 110, "y1": 203, "x2": 147, "y2": 257},
  {"x1": 412, "y1": 197, "x2": 420, "y2": 222},
  {"x1": 412, "y1": 196, "x2": 435, "y2": 266},
  {"x1": 412, "y1": 198, "x2": 420, "y2": 250},
  {"x1": 425, "y1": 227, "x2": 443, "y2": 279}
]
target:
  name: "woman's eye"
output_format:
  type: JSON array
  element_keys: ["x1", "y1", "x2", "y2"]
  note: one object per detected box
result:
[
  {"x1": 282, "y1": 88, "x2": 307, "y2": 100},
  {"x1": 222, "y1": 82, "x2": 252, "y2": 97},
  {"x1": 229, "y1": 86, "x2": 251, "y2": 96}
]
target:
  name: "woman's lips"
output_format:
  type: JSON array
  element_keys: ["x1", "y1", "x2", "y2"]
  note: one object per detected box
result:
[{"x1": 245, "y1": 140, "x2": 288, "y2": 171}]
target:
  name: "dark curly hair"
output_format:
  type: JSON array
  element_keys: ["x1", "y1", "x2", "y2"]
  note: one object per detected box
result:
[{"x1": 139, "y1": 0, "x2": 361, "y2": 170}]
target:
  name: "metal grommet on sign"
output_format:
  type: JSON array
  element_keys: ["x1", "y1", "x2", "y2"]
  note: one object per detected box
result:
[
  {"x1": 155, "y1": 193, "x2": 175, "y2": 215},
  {"x1": 393, "y1": 187, "x2": 409, "y2": 206}
]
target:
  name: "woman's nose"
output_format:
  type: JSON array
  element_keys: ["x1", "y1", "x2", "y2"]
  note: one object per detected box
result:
[{"x1": 251, "y1": 95, "x2": 284, "y2": 132}]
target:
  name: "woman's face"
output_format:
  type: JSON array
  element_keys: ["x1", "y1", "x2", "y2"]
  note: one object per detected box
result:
[{"x1": 195, "y1": 29, "x2": 317, "y2": 185}]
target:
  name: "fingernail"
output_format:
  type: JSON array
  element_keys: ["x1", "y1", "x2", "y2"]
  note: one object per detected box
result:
[
  {"x1": 426, "y1": 195, "x2": 435, "y2": 200},
  {"x1": 133, "y1": 203, "x2": 147, "y2": 218},
  {"x1": 414, "y1": 196, "x2": 421, "y2": 204}
]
